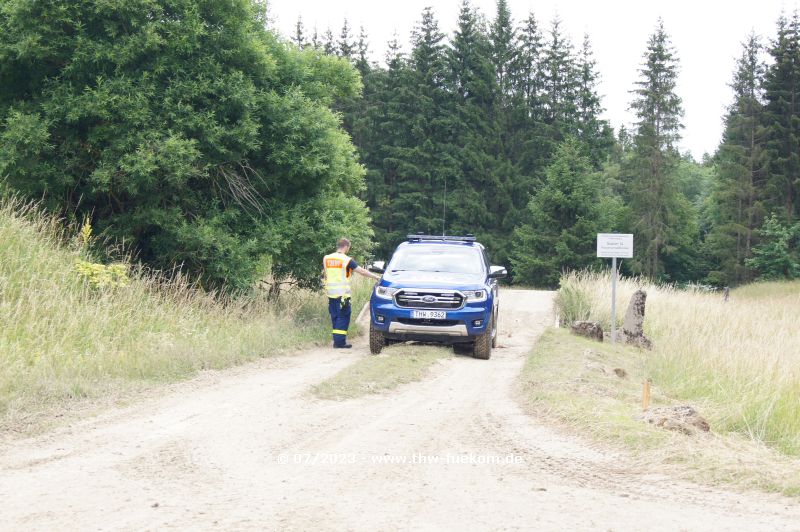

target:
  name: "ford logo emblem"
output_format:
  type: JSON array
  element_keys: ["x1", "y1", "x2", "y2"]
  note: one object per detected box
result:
[{"x1": 422, "y1": 295, "x2": 436, "y2": 303}]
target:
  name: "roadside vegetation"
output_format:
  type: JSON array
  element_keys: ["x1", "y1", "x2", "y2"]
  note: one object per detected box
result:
[
  {"x1": 0, "y1": 199, "x2": 371, "y2": 432},
  {"x1": 310, "y1": 344, "x2": 451, "y2": 400},
  {"x1": 518, "y1": 328, "x2": 800, "y2": 496},
  {"x1": 525, "y1": 270, "x2": 800, "y2": 494}
]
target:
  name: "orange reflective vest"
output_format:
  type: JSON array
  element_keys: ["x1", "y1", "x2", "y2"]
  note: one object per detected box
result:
[{"x1": 323, "y1": 252, "x2": 353, "y2": 298}]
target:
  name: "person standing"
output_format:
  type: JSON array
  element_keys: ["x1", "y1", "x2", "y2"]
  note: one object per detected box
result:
[{"x1": 323, "y1": 238, "x2": 381, "y2": 348}]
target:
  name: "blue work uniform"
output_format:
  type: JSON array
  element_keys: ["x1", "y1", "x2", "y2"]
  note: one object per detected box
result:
[{"x1": 324, "y1": 255, "x2": 357, "y2": 347}]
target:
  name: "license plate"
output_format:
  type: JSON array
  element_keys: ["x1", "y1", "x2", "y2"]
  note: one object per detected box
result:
[{"x1": 411, "y1": 310, "x2": 447, "y2": 319}]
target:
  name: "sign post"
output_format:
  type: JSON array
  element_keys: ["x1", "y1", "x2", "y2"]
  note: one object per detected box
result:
[{"x1": 597, "y1": 233, "x2": 633, "y2": 344}]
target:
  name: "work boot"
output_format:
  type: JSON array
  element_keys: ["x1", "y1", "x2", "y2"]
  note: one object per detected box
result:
[{"x1": 333, "y1": 344, "x2": 353, "y2": 349}]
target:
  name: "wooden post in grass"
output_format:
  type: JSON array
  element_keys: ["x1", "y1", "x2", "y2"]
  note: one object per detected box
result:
[{"x1": 642, "y1": 378, "x2": 652, "y2": 411}]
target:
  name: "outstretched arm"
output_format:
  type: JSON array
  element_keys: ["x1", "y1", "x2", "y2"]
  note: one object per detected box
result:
[{"x1": 355, "y1": 266, "x2": 381, "y2": 281}]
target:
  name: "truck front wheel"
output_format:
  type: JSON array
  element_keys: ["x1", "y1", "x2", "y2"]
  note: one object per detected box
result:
[
  {"x1": 369, "y1": 322, "x2": 385, "y2": 355},
  {"x1": 472, "y1": 315, "x2": 493, "y2": 360}
]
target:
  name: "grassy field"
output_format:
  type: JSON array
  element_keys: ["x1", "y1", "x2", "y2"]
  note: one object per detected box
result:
[
  {"x1": 310, "y1": 344, "x2": 451, "y2": 400},
  {"x1": 554, "y1": 271, "x2": 800, "y2": 457},
  {"x1": 518, "y1": 327, "x2": 800, "y2": 496},
  {"x1": 0, "y1": 199, "x2": 372, "y2": 431}
]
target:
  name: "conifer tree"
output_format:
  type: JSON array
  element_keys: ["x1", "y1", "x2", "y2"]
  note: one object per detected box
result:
[
  {"x1": 339, "y1": 19, "x2": 355, "y2": 60},
  {"x1": 447, "y1": 1, "x2": 506, "y2": 254},
  {"x1": 292, "y1": 16, "x2": 305, "y2": 48},
  {"x1": 576, "y1": 34, "x2": 613, "y2": 167},
  {"x1": 364, "y1": 38, "x2": 420, "y2": 254},
  {"x1": 490, "y1": 0, "x2": 516, "y2": 104},
  {"x1": 407, "y1": 7, "x2": 458, "y2": 236},
  {"x1": 625, "y1": 19, "x2": 693, "y2": 279},
  {"x1": 542, "y1": 18, "x2": 578, "y2": 144},
  {"x1": 762, "y1": 12, "x2": 800, "y2": 221},
  {"x1": 511, "y1": 137, "x2": 602, "y2": 287},
  {"x1": 356, "y1": 26, "x2": 370, "y2": 75},
  {"x1": 508, "y1": 12, "x2": 547, "y2": 181},
  {"x1": 323, "y1": 28, "x2": 336, "y2": 55},
  {"x1": 310, "y1": 26, "x2": 320, "y2": 49},
  {"x1": 707, "y1": 33, "x2": 767, "y2": 285}
]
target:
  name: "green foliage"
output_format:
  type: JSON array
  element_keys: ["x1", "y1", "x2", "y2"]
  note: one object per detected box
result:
[
  {"x1": 705, "y1": 34, "x2": 767, "y2": 286},
  {"x1": 746, "y1": 215, "x2": 800, "y2": 280},
  {"x1": 762, "y1": 13, "x2": 800, "y2": 221},
  {"x1": 332, "y1": 3, "x2": 613, "y2": 270},
  {"x1": 624, "y1": 20, "x2": 697, "y2": 281},
  {"x1": 511, "y1": 138, "x2": 603, "y2": 287},
  {"x1": 0, "y1": 0, "x2": 371, "y2": 292},
  {"x1": 0, "y1": 198, "x2": 373, "y2": 425}
]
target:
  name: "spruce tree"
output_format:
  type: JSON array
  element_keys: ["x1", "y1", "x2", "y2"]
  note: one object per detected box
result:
[
  {"x1": 339, "y1": 19, "x2": 355, "y2": 60},
  {"x1": 292, "y1": 16, "x2": 305, "y2": 48},
  {"x1": 323, "y1": 28, "x2": 336, "y2": 55},
  {"x1": 447, "y1": 1, "x2": 506, "y2": 257},
  {"x1": 310, "y1": 26, "x2": 320, "y2": 49},
  {"x1": 356, "y1": 26, "x2": 371, "y2": 75},
  {"x1": 576, "y1": 34, "x2": 613, "y2": 167},
  {"x1": 625, "y1": 19, "x2": 691, "y2": 279},
  {"x1": 407, "y1": 7, "x2": 457, "y2": 235},
  {"x1": 364, "y1": 38, "x2": 420, "y2": 254},
  {"x1": 542, "y1": 17, "x2": 578, "y2": 146},
  {"x1": 509, "y1": 12, "x2": 547, "y2": 182},
  {"x1": 511, "y1": 137, "x2": 602, "y2": 287},
  {"x1": 490, "y1": 0, "x2": 516, "y2": 104},
  {"x1": 707, "y1": 33, "x2": 767, "y2": 285},
  {"x1": 763, "y1": 12, "x2": 800, "y2": 221}
]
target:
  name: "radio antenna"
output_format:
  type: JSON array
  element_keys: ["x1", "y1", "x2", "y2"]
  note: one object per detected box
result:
[{"x1": 442, "y1": 176, "x2": 447, "y2": 236}]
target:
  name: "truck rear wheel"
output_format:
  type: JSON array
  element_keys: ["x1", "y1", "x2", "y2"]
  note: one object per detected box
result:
[
  {"x1": 369, "y1": 322, "x2": 385, "y2": 355},
  {"x1": 472, "y1": 315, "x2": 493, "y2": 360}
]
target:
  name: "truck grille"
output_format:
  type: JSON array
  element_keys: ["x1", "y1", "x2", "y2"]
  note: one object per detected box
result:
[{"x1": 394, "y1": 290, "x2": 464, "y2": 310}]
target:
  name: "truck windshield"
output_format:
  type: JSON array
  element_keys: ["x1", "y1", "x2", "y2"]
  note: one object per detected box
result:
[{"x1": 388, "y1": 246, "x2": 485, "y2": 275}]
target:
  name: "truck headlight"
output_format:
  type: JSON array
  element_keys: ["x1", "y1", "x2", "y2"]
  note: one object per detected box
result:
[
  {"x1": 375, "y1": 286, "x2": 398, "y2": 300},
  {"x1": 463, "y1": 290, "x2": 487, "y2": 302}
]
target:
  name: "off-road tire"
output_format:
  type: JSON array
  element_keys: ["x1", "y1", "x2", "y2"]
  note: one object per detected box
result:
[
  {"x1": 491, "y1": 308, "x2": 498, "y2": 348},
  {"x1": 369, "y1": 322, "x2": 385, "y2": 355},
  {"x1": 472, "y1": 315, "x2": 493, "y2": 360}
]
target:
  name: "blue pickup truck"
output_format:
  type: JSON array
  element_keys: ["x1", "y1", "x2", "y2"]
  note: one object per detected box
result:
[{"x1": 367, "y1": 235, "x2": 507, "y2": 359}]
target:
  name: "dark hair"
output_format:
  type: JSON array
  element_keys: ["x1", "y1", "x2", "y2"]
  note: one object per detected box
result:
[{"x1": 337, "y1": 238, "x2": 351, "y2": 249}]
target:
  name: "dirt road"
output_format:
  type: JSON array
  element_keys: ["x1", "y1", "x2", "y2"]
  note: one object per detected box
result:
[{"x1": 1, "y1": 289, "x2": 798, "y2": 530}]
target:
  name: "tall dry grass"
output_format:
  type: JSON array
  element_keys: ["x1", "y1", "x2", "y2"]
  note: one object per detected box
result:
[
  {"x1": 556, "y1": 271, "x2": 800, "y2": 456},
  {"x1": 0, "y1": 199, "x2": 372, "y2": 428}
]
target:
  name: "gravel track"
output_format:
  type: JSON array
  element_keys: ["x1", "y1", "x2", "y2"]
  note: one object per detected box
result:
[{"x1": 1, "y1": 289, "x2": 798, "y2": 531}]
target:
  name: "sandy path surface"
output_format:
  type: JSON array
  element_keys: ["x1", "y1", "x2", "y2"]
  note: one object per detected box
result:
[{"x1": 1, "y1": 289, "x2": 798, "y2": 531}]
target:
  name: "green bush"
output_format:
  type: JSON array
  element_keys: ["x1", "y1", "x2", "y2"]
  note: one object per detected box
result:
[{"x1": 0, "y1": 0, "x2": 372, "y2": 292}]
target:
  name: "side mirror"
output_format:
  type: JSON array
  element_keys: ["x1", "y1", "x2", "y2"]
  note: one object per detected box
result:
[
  {"x1": 369, "y1": 260, "x2": 386, "y2": 274},
  {"x1": 488, "y1": 265, "x2": 507, "y2": 279}
]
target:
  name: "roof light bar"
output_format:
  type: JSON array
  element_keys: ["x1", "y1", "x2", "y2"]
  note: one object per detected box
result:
[{"x1": 406, "y1": 234, "x2": 477, "y2": 242}]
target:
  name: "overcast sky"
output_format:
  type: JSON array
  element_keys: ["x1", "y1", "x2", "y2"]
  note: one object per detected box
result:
[{"x1": 268, "y1": 0, "x2": 790, "y2": 158}]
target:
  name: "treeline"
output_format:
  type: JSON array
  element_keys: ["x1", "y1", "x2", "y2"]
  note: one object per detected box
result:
[
  {"x1": 299, "y1": 2, "x2": 800, "y2": 286},
  {"x1": 2, "y1": 0, "x2": 799, "y2": 291}
]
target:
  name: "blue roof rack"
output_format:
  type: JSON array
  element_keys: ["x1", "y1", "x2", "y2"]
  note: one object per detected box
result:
[{"x1": 407, "y1": 234, "x2": 477, "y2": 242}]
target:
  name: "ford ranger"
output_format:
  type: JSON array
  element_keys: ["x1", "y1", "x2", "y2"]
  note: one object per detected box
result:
[{"x1": 367, "y1": 235, "x2": 507, "y2": 359}]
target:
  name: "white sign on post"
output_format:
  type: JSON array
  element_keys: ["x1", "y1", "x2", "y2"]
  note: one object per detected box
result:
[
  {"x1": 597, "y1": 233, "x2": 633, "y2": 258},
  {"x1": 597, "y1": 233, "x2": 634, "y2": 345}
]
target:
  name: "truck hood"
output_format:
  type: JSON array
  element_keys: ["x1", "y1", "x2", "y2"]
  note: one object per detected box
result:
[{"x1": 381, "y1": 270, "x2": 485, "y2": 289}]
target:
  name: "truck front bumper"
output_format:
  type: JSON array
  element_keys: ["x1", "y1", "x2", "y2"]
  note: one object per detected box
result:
[
  {"x1": 370, "y1": 298, "x2": 492, "y2": 343},
  {"x1": 387, "y1": 321, "x2": 469, "y2": 336}
]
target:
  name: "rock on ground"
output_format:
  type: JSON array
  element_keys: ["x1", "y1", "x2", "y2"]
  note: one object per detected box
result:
[
  {"x1": 571, "y1": 320, "x2": 604, "y2": 342},
  {"x1": 618, "y1": 290, "x2": 652, "y2": 349},
  {"x1": 641, "y1": 405, "x2": 710, "y2": 435}
]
